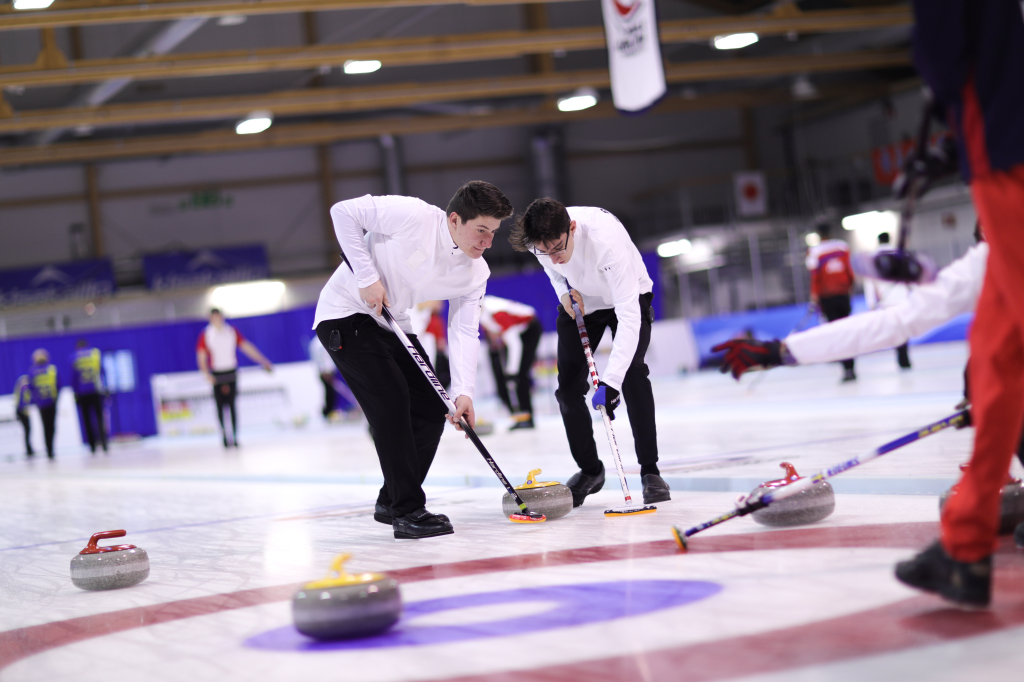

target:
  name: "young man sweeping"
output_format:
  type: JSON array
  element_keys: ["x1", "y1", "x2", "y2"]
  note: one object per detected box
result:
[
  {"x1": 510, "y1": 198, "x2": 669, "y2": 507},
  {"x1": 314, "y1": 181, "x2": 513, "y2": 539}
]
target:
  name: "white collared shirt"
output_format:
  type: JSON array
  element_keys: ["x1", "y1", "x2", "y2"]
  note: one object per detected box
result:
[
  {"x1": 535, "y1": 206, "x2": 653, "y2": 391},
  {"x1": 313, "y1": 194, "x2": 488, "y2": 400}
]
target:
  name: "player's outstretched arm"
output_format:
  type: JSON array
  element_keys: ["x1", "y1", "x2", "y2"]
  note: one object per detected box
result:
[
  {"x1": 240, "y1": 340, "x2": 273, "y2": 372},
  {"x1": 711, "y1": 339, "x2": 791, "y2": 380}
]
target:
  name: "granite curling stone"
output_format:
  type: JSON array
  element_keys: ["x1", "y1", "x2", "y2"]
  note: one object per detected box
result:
[
  {"x1": 940, "y1": 468, "x2": 1024, "y2": 535},
  {"x1": 501, "y1": 469, "x2": 573, "y2": 521},
  {"x1": 473, "y1": 418, "x2": 495, "y2": 436},
  {"x1": 750, "y1": 462, "x2": 835, "y2": 527},
  {"x1": 293, "y1": 553, "x2": 401, "y2": 641},
  {"x1": 70, "y1": 530, "x2": 150, "y2": 591}
]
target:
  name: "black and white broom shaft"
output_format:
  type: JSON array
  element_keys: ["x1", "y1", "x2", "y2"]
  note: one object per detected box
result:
[
  {"x1": 341, "y1": 256, "x2": 533, "y2": 514},
  {"x1": 679, "y1": 410, "x2": 969, "y2": 539},
  {"x1": 570, "y1": 297, "x2": 635, "y2": 506}
]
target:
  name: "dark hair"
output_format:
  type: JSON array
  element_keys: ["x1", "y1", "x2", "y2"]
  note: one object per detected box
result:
[
  {"x1": 878, "y1": 232, "x2": 891, "y2": 244},
  {"x1": 509, "y1": 198, "x2": 571, "y2": 253},
  {"x1": 446, "y1": 181, "x2": 513, "y2": 224},
  {"x1": 210, "y1": 308, "x2": 222, "y2": 316},
  {"x1": 816, "y1": 222, "x2": 831, "y2": 239}
]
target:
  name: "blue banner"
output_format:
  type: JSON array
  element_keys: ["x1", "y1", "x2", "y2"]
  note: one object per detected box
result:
[
  {"x1": 143, "y1": 245, "x2": 269, "y2": 291},
  {"x1": 0, "y1": 259, "x2": 115, "y2": 308}
]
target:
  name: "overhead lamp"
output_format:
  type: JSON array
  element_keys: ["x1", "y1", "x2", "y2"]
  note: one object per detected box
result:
[
  {"x1": 13, "y1": 0, "x2": 55, "y2": 8},
  {"x1": 842, "y1": 210, "x2": 898, "y2": 233},
  {"x1": 343, "y1": 59, "x2": 382, "y2": 75},
  {"x1": 657, "y1": 239, "x2": 692, "y2": 258},
  {"x1": 791, "y1": 74, "x2": 818, "y2": 100},
  {"x1": 235, "y1": 110, "x2": 273, "y2": 135},
  {"x1": 217, "y1": 15, "x2": 247, "y2": 26},
  {"x1": 557, "y1": 87, "x2": 598, "y2": 112},
  {"x1": 712, "y1": 33, "x2": 758, "y2": 50},
  {"x1": 209, "y1": 280, "x2": 286, "y2": 317}
]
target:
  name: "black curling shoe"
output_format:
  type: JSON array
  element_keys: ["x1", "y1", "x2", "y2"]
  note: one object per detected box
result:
[
  {"x1": 567, "y1": 463, "x2": 605, "y2": 508},
  {"x1": 375, "y1": 503, "x2": 448, "y2": 526},
  {"x1": 393, "y1": 508, "x2": 454, "y2": 539},
  {"x1": 642, "y1": 474, "x2": 671, "y2": 504},
  {"x1": 895, "y1": 540, "x2": 991, "y2": 609}
]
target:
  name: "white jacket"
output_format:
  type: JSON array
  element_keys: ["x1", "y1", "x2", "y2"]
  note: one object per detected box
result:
[
  {"x1": 535, "y1": 206, "x2": 653, "y2": 391},
  {"x1": 312, "y1": 194, "x2": 488, "y2": 400},
  {"x1": 785, "y1": 243, "x2": 988, "y2": 365}
]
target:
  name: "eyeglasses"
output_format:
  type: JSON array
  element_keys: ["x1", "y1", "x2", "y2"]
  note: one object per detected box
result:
[{"x1": 531, "y1": 232, "x2": 570, "y2": 257}]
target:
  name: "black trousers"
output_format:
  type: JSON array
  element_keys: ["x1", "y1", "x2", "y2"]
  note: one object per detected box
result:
[
  {"x1": 39, "y1": 404, "x2": 56, "y2": 458},
  {"x1": 16, "y1": 410, "x2": 32, "y2": 456},
  {"x1": 316, "y1": 315, "x2": 447, "y2": 518},
  {"x1": 896, "y1": 342, "x2": 912, "y2": 368},
  {"x1": 76, "y1": 392, "x2": 108, "y2": 452},
  {"x1": 819, "y1": 294, "x2": 855, "y2": 371},
  {"x1": 555, "y1": 293, "x2": 658, "y2": 472},
  {"x1": 320, "y1": 374, "x2": 336, "y2": 416},
  {"x1": 212, "y1": 371, "x2": 237, "y2": 442},
  {"x1": 489, "y1": 318, "x2": 543, "y2": 416}
]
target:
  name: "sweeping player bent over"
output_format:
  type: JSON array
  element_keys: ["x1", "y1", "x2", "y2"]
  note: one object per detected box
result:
[
  {"x1": 313, "y1": 181, "x2": 513, "y2": 539},
  {"x1": 510, "y1": 198, "x2": 669, "y2": 507}
]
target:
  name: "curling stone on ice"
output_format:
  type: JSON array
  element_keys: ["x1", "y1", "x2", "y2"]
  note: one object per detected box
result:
[
  {"x1": 293, "y1": 553, "x2": 402, "y2": 640},
  {"x1": 473, "y1": 418, "x2": 495, "y2": 435},
  {"x1": 939, "y1": 466, "x2": 1024, "y2": 535},
  {"x1": 501, "y1": 469, "x2": 573, "y2": 521},
  {"x1": 750, "y1": 463, "x2": 835, "y2": 527},
  {"x1": 70, "y1": 530, "x2": 150, "y2": 591}
]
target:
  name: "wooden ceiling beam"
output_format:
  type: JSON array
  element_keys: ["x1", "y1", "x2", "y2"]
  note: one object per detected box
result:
[
  {"x1": 0, "y1": 49, "x2": 910, "y2": 133},
  {"x1": 0, "y1": 81, "x2": 903, "y2": 168},
  {"x1": 1, "y1": 0, "x2": 586, "y2": 32},
  {"x1": 0, "y1": 6, "x2": 910, "y2": 89},
  {"x1": 0, "y1": 90, "x2": 786, "y2": 167}
]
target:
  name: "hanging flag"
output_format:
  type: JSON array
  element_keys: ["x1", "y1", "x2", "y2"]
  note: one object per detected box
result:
[
  {"x1": 601, "y1": 0, "x2": 666, "y2": 113},
  {"x1": 734, "y1": 171, "x2": 768, "y2": 217}
]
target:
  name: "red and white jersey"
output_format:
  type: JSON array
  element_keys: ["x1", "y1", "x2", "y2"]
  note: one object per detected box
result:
[
  {"x1": 197, "y1": 323, "x2": 244, "y2": 372},
  {"x1": 480, "y1": 296, "x2": 536, "y2": 336},
  {"x1": 806, "y1": 239, "x2": 854, "y2": 298}
]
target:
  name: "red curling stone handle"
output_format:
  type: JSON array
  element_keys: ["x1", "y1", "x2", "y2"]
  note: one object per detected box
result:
[{"x1": 80, "y1": 530, "x2": 136, "y2": 555}]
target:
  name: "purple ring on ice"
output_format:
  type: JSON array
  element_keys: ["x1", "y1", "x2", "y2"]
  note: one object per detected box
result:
[{"x1": 245, "y1": 579, "x2": 721, "y2": 652}]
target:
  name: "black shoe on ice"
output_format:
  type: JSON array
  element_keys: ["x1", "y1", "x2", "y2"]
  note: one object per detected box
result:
[
  {"x1": 375, "y1": 503, "x2": 447, "y2": 526},
  {"x1": 895, "y1": 540, "x2": 991, "y2": 609},
  {"x1": 392, "y1": 508, "x2": 454, "y2": 539},
  {"x1": 567, "y1": 463, "x2": 605, "y2": 508},
  {"x1": 642, "y1": 474, "x2": 671, "y2": 504}
]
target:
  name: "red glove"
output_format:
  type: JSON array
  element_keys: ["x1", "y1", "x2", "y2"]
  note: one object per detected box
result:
[{"x1": 711, "y1": 339, "x2": 784, "y2": 380}]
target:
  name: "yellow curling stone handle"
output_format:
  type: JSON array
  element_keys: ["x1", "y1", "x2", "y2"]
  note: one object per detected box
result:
[
  {"x1": 304, "y1": 553, "x2": 386, "y2": 589},
  {"x1": 515, "y1": 468, "x2": 560, "y2": 490}
]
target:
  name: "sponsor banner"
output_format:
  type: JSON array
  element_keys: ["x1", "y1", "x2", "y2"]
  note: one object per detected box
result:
[
  {"x1": 734, "y1": 171, "x2": 768, "y2": 217},
  {"x1": 0, "y1": 259, "x2": 115, "y2": 309},
  {"x1": 601, "y1": 0, "x2": 666, "y2": 113},
  {"x1": 143, "y1": 244, "x2": 269, "y2": 291}
]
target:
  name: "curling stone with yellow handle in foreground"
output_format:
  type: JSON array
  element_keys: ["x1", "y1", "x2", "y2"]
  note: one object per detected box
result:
[
  {"x1": 293, "y1": 554, "x2": 402, "y2": 640},
  {"x1": 501, "y1": 469, "x2": 573, "y2": 521}
]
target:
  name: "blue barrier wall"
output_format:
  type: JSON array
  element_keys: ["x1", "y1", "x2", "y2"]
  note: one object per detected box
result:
[{"x1": 0, "y1": 305, "x2": 320, "y2": 439}]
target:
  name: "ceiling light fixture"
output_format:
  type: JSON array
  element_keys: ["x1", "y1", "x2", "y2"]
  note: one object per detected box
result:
[
  {"x1": 557, "y1": 87, "x2": 599, "y2": 112},
  {"x1": 13, "y1": 0, "x2": 55, "y2": 9},
  {"x1": 235, "y1": 110, "x2": 273, "y2": 135},
  {"x1": 712, "y1": 33, "x2": 758, "y2": 50},
  {"x1": 657, "y1": 239, "x2": 692, "y2": 258},
  {"x1": 343, "y1": 60, "x2": 382, "y2": 75}
]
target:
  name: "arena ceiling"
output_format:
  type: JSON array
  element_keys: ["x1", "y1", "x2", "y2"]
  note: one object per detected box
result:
[{"x1": 0, "y1": 0, "x2": 915, "y2": 168}]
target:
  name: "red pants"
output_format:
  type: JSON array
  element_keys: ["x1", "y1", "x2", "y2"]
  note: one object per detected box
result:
[{"x1": 941, "y1": 164, "x2": 1024, "y2": 562}]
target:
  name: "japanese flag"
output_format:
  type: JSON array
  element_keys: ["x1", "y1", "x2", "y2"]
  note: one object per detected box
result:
[{"x1": 734, "y1": 171, "x2": 768, "y2": 217}]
